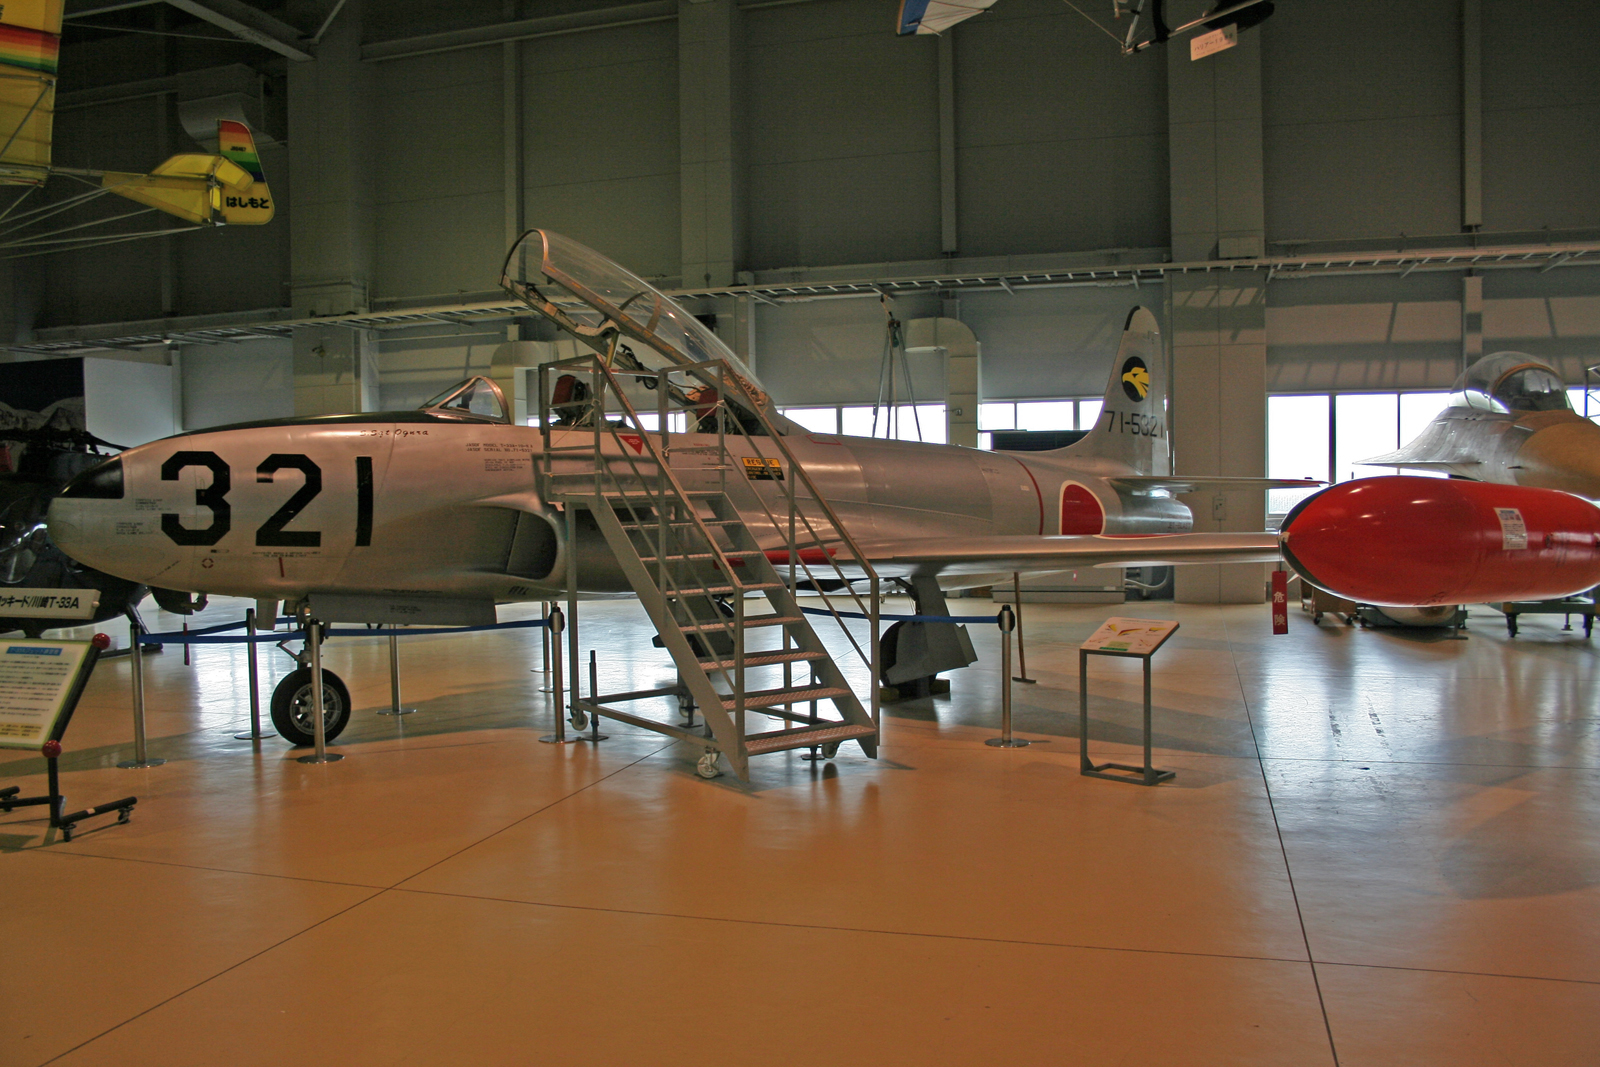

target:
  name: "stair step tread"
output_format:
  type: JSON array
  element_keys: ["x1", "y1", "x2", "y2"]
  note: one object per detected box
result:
[
  {"x1": 639, "y1": 549, "x2": 765, "y2": 563},
  {"x1": 679, "y1": 614, "x2": 800, "y2": 633},
  {"x1": 743, "y1": 722, "x2": 878, "y2": 755},
  {"x1": 622, "y1": 519, "x2": 740, "y2": 529},
  {"x1": 700, "y1": 650, "x2": 827, "y2": 669},
  {"x1": 670, "y1": 582, "x2": 783, "y2": 598},
  {"x1": 595, "y1": 489, "x2": 722, "y2": 499},
  {"x1": 723, "y1": 686, "x2": 851, "y2": 710}
]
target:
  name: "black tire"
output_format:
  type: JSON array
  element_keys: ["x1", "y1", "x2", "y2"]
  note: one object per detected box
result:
[{"x1": 270, "y1": 667, "x2": 352, "y2": 746}]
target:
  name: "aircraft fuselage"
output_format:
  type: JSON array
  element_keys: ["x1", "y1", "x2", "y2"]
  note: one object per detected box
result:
[{"x1": 47, "y1": 412, "x2": 1191, "y2": 605}]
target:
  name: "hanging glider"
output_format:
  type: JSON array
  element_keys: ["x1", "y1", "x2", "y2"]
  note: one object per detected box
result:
[
  {"x1": 94, "y1": 120, "x2": 274, "y2": 226},
  {"x1": 896, "y1": 0, "x2": 999, "y2": 35},
  {"x1": 0, "y1": 0, "x2": 63, "y2": 186},
  {"x1": 0, "y1": 119, "x2": 276, "y2": 256}
]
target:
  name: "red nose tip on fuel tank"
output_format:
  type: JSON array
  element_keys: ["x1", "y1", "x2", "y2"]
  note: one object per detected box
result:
[{"x1": 1279, "y1": 476, "x2": 1600, "y2": 607}]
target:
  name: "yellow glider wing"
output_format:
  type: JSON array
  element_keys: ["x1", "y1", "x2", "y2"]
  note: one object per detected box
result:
[{"x1": 0, "y1": 0, "x2": 64, "y2": 186}]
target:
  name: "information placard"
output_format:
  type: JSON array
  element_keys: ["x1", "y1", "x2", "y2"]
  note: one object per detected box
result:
[
  {"x1": 0, "y1": 588, "x2": 99, "y2": 620},
  {"x1": 0, "y1": 639, "x2": 96, "y2": 748},
  {"x1": 1080, "y1": 617, "x2": 1180, "y2": 655}
]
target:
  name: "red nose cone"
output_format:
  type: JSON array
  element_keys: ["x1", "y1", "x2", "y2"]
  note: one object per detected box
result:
[{"x1": 1280, "y1": 477, "x2": 1600, "y2": 606}]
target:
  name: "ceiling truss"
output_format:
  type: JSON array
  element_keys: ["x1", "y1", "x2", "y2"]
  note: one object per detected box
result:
[{"x1": 12, "y1": 242, "x2": 1600, "y2": 356}]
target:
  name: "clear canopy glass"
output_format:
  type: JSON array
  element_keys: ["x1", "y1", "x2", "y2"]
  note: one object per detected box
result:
[
  {"x1": 1448, "y1": 352, "x2": 1572, "y2": 414},
  {"x1": 500, "y1": 229, "x2": 771, "y2": 413},
  {"x1": 419, "y1": 376, "x2": 508, "y2": 422}
]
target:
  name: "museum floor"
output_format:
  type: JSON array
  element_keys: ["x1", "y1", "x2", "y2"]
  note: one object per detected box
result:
[{"x1": 4, "y1": 592, "x2": 1599, "y2": 1066}]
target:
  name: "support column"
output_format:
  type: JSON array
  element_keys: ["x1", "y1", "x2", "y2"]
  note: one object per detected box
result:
[
  {"x1": 1167, "y1": 20, "x2": 1268, "y2": 604},
  {"x1": 288, "y1": 0, "x2": 373, "y2": 317},
  {"x1": 503, "y1": 2, "x2": 524, "y2": 251},
  {"x1": 938, "y1": 31, "x2": 957, "y2": 255},
  {"x1": 679, "y1": 0, "x2": 743, "y2": 289},
  {"x1": 294, "y1": 326, "x2": 378, "y2": 415},
  {"x1": 1461, "y1": 0, "x2": 1482, "y2": 232},
  {"x1": 1462, "y1": 273, "x2": 1483, "y2": 371}
]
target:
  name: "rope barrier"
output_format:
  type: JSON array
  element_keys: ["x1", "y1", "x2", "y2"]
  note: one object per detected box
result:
[
  {"x1": 134, "y1": 616, "x2": 550, "y2": 646},
  {"x1": 137, "y1": 608, "x2": 982, "y2": 645},
  {"x1": 799, "y1": 606, "x2": 1000, "y2": 625}
]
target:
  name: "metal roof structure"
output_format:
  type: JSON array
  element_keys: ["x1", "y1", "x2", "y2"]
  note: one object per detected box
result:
[{"x1": 13, "y1": 240, "x2": 1600, "y2": 355}]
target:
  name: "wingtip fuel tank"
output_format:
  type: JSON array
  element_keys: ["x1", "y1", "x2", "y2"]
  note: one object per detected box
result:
[{"x1": 1279, "y1": 476, "x2": 1600, "y2": 607}]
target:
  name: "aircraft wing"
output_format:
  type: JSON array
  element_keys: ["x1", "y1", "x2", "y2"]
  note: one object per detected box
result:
[
  {"x1": 1109, "y1": 476, "x2": 1324, "y2": 493},
  {"x1": 853, "y1": 532, "x2": 1282, "y2": 578}
]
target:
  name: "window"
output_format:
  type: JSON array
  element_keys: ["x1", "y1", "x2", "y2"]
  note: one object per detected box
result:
[
  {"x1": 781, "y1": 407, "x2": 839, "y2": 434},
  {"x1": 1267, "y1": 395, "x2": 1330, "y2": 516},
  {"x1": 1333, "y1": 393, "x2": 1398, "y2": 483},
  {"x1": 1015, "y1": 400, "x2": 1075, "y2": 431},
  {"x1": 634, "y1": 411, "x2": 687, "y2": 433},
  {"x1": 1268, "y1": 391, "x2": 1452, "y2": 519}
]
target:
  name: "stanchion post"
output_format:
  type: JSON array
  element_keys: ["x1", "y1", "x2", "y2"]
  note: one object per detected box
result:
[
  {"x1": 539, "y1": 608, "x2": 574, "y2": 743},
  {"x1": 377, "y1": 630, "x2": 416, "y2": 716},
  {"x1": 1012, "y1": 573, "x2": 1037, "y2": 684},
  {"x1": 234, "y1": 608, "x2": 264, "y2": 741},
  {"x1": 584, "y1": 648, "x2": 608, "y2": 742},
  {"x1": 986, "y1": 604, "x2": 1030, "y2": 749},
  {"x1": 118, "y1": 618, "x2": 166, "y2": 768},
  {"x1": 297, "y1": 620, "x2": 343, "y2": 765},
  {"x1": 540, "y1": 602, "x2": 552, "y2": 674}
]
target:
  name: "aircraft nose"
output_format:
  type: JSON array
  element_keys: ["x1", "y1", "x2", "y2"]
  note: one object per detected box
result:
[
  {"x1": 47, "y1": 457, "x2": 126, "y2": 571},
  {"x1": 1515, "y1": 421, "x2": 1600, "y2": 499},
  {"x1": 47, "y1": 497, "x2": 91, "y2": 564}
]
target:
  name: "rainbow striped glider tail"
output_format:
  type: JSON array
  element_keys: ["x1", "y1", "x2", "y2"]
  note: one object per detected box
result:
[
  {"x1": 216, "y1": 119, "x2": 273, "y2": 224},
  {"x1": 98, "y1": 120, "x2": 274, "y2": 226}
]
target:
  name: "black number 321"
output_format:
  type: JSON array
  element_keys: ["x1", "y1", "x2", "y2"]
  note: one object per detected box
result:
[{"x1": 160, "y1": 452, "x2": 374, "y2": 549}]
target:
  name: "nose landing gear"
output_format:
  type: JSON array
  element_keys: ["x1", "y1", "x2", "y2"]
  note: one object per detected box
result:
[
  {"x1": 269, "y1": 667, "x2": 352, "y2": 745},
  {"x1": 268, "y1": 625, "x2": 351, "y2": 746}
]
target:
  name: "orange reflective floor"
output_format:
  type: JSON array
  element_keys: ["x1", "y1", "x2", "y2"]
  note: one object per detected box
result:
[{"x1": 4, "y1": 596, "x2": 1598, "y2": 1066}]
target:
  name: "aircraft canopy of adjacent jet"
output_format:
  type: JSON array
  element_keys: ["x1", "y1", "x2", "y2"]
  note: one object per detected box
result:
[
  {"x1": 1362, "y1": 350, "x2": 1600, "y2": 500},
  {"x1": 1448, "y1": 352, "x2": 1573, "y2": 414}
]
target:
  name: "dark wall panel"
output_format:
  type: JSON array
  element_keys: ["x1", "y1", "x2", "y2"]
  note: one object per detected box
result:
[
  {"x1": 745, "y1": 0, "x2": 940, "y2": 269},
  {"x1": 1262, "y1": 0, "x2": 1463, "y2": 243},
  {"x1": 954, "y1": 0, "x2": 1168, "y2": 257}
]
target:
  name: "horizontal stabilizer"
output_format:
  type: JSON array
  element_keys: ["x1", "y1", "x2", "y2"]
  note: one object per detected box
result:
[
  {"x1": 856, "y1": 532, "x2": 1282, "y2": 578},
  {"x1": 1110, "y1": 476, "x2": 1325, "y2": 493},
  {"x1": 1357, "y1": 456, "x2": 1479, "y2": 472}
]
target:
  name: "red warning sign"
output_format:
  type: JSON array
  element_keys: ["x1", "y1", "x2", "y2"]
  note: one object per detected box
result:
[{"x1": 1271, "y1": 570, "x2": 1289, "y2": 635}]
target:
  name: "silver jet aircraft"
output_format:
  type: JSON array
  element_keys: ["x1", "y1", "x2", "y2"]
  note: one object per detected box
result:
[
  {"x1": 1362, "y1": 351, "x2": 1600, "y2": 499},
  {"x1": 48, "y1": 230, "x2": 1305, "y2": 772}
]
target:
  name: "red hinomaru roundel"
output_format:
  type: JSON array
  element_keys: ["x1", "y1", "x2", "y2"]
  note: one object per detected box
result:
[{"x1": 1061, "y1": 483, "x2": 1104, "y2": 535}]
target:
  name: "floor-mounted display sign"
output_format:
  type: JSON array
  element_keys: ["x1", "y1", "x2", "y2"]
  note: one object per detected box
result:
[{"x1": 0, "y1": 638, "x2": 137, "y2": 841}]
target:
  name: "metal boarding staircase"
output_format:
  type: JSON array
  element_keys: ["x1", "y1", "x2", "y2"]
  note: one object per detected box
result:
[{"x1": 537, "y1": 354, "x2": 881, "y2": 781}]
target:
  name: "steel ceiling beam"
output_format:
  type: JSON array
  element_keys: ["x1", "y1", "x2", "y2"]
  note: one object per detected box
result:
[
  {"x1": 12, "y1": 242, "x2": 1600, "y2": 356},
  {"x1": 163, "y1": 0, "x2": 312, "y2": 61}
]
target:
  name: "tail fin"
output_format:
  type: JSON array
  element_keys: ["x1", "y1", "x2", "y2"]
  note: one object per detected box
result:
[
  {"x1": 1063, "y1": 306, "x2": 1169, "y2": 475},
  {"x1": 216, "y1": 120, "x2": 273, "y2": 224}
]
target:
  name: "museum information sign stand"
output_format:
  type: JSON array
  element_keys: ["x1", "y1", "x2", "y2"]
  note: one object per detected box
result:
[
  {"x1": 0, "y1": 638, "x2": 137, "y2": 840},
  {"x1": 1078, "y1": 618, "x2": 1179, "y2": 786}
]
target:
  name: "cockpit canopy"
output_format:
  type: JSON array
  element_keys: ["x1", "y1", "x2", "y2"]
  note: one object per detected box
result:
[
  {"x1": 1448, "y1": 352, "x2": 1572, "y2": 414},
  {"x1": 500, "y1": 229, "x2": 773, "y2": 418},
  {"x1": 419, "y1": 376, "x2": 509, "y2": 423}
]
